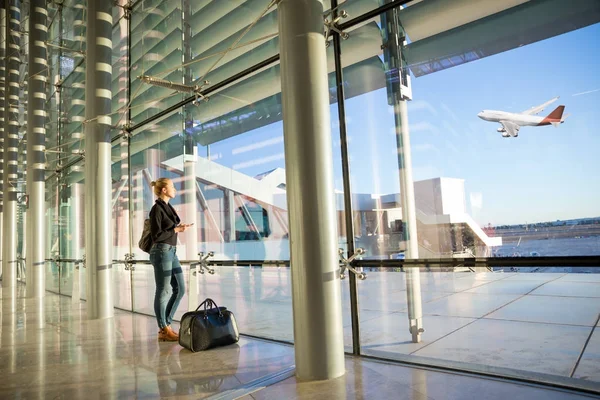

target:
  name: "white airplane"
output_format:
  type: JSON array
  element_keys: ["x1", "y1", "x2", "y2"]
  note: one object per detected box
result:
[{"x1": 477, "y1": 96, "x2": 568, "y2": 137}]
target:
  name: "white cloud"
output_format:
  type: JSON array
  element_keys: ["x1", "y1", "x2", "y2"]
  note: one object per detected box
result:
[
  {"x1": 442, "y1": 120, "x2": 459, "y2": 138},
  {"x1": 409, "y1": 121, "x2": 440, "y2": 135},
  {"x1": 408, "y1": 100, "x2": 439, "y2": 116},
  {"x1": 232, "y1": 136, "x2": 283, "y2": 155},
  {"x1": 572, "y1": 88, "x2": 600, "y2": 97},
  {"x1": 441, "y1": 103, "x2": 461, "y2": 125},
  {"x1": 232, "y1": 152, "x2": 285, "y2": 170},
  {"x1": 413, "y1": 143, "x2": 440, "y2": 153}
]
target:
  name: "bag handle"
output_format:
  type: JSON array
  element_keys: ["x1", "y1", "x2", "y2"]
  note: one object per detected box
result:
[{"x1": 196, "y1": 298, "x2": 224, "y2": 317}]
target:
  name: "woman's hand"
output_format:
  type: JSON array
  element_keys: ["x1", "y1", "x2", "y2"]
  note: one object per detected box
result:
[{"x1": 174, "y1": 223, "x2": 194, "y2": 233}]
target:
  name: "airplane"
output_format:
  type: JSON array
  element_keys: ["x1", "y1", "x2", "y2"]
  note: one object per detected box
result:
[{"x1": 477, "y1": 96, "x2": 569, "y2": 137}]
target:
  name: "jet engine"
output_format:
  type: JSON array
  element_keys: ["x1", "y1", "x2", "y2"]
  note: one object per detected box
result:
[
  {"x1": 501, "y1": 132, "x2": 510, "y2": 138},
  {"x1": 497, "y1": 127, "x2": 505, "y2": 132}
]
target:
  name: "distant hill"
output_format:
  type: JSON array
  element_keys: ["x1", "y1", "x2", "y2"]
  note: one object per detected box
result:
[{"x1": 494, "y1": 217, "x2": 600, "y2": 230}]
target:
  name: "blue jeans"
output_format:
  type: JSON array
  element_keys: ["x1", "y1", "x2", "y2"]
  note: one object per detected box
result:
[{"x1": 150, "y1": 243, "x2": 185, "y2": 329}]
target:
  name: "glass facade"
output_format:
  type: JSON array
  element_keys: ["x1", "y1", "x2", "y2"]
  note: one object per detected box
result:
[{"x1": 5, "y1": 0, "x2": 600, "y2": 392}]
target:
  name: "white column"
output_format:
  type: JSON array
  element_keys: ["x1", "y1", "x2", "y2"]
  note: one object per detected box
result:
[
  {"x1": 25, "y1": 0, "x2": 48, "y2": 298},
  {"x1": 278, "y1": 0, "x2": 345, "y2": 380},
  {"x1": 2, "y1": 0, "x2": 21, "y2": 296},
  {"x1": 84, "y1": 1, "x2": 114, "y2": 319}
]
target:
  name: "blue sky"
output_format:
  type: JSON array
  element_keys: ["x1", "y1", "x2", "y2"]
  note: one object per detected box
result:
[{"x1": 205, "y1": 23, "x2": 600, "y2": 226}]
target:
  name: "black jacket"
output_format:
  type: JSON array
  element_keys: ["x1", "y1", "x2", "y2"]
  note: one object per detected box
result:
[{"x1": 149, "y1": 198, "x2": 181, "y2": 246}]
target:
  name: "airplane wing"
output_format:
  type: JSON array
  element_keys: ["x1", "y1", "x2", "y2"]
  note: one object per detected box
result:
[
  {"x1": 521, "y1": 96, "x2": 559, "y2": 115},
  {"x1": 499, "y1": 121, "x2": 520, "y2": 137}
]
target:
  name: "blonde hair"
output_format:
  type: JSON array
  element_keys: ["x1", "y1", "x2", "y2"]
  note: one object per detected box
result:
[{"x1": 151, "y1": 178, "x2": 171, "y2": 197}]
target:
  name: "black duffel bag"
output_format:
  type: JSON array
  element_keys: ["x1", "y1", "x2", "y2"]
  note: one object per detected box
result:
[{"x1": 179, "y1": 298, "x2": 239, "y2": 352}]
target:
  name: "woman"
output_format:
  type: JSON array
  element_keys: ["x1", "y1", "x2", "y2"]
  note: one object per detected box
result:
[{"x1": 149, "y1": 178, "x2": 193, "y2": 341}]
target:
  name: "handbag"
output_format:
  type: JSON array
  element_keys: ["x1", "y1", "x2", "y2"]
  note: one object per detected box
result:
[
  {"x1": 139, "y1": 218, "x2": 153, "y2": 253},
  {"x1": 179, "y1": 298, "x2": 239, "y2": 352}
]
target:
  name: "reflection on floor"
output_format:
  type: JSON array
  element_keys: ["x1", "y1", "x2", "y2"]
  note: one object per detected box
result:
[
  {"x1": 1, "y1": 287, "x2": 594, "y2": 399},
  {"x1": 44, "y1": 267, "x2": 600, "y2": 384}
]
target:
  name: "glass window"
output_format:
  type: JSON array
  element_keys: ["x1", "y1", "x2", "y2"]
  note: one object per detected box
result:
[{"x1": 340, "y1": 2, "x2": 600, "y2": 386}]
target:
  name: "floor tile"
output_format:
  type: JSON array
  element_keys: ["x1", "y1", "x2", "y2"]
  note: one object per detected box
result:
[
  {"x1": 464, "y1": 280, "x2": 545, "y2": 295},
  {"x1": 572, "y1": 328, "x2": 600, "y2": 381},
  {"x1": 502, "y1": 273, "x2": 565, "y2": 282},
  {"x1": 412, "y1": 318, "x2": 590, "y2": 377},
  {"x1": 356, "y1": 312, "x2": 476, "y2": 355},
  {"x1": 530, "y1": 281, "x2": 600, "y2": 298},
  {"x1": 251, "y1": 356, "x2": 592, "y2": 400},
  {"x1": 421, "y1": 292, "x2": 521, "y2": 318},
  {"x1": 556, "y1": 273, "x2": 600, "y2": 283},
  {"x1": 356, "y1": 289, "x2": 451, "y2": 313},
  {"x1": 487, "y1": 295, "x2": 600, "y2": 326}
]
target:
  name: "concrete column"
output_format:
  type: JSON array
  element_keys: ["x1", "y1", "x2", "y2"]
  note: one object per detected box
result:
[
  {"x1": 394, "y1": 100, "x2": 423, "y2": 343},
  {"x1": 84, "y1": 1, "x2": 114, "y2": 319},
  {"x1": 2, "y1": 0, "x2": 21, "y2": 294},
  {"x1": 25, "y1": 0, "x2": 47, "y2": 299},
  {"x1": 278, "y1": 0, "x2": 345, "y2": 380}
]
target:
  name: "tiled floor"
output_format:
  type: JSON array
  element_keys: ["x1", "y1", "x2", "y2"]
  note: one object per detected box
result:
[
  {"x1": 1, "y1": 287, "x2": 597, "y2": 399},
  {"x1": 36, "y1": 268, "x2": 600, "y2": 387},
  {"x1": 247, "y1": 358, "x2": 597, "y2": 400}
]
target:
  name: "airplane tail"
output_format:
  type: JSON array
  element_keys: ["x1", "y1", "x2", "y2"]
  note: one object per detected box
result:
[{"x1": 541, "y1": 105, "x2": 565, "y2": 127}]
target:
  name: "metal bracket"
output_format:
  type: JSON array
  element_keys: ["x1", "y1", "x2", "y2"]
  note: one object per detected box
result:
[
  {"x1": 124, "y1": 2, "x2": 133, "y2": 20},
  {"x1": 115, "y1": 0, "x2": 133, "y2": 19},
  {"x1": 120, "y1": 123, "x2": 132, "y2": 139},
  {"x1": 324, "y1": 9, "x2": 349, "y2": 47},
  {"x1": 190, "y1": 252, "x2": 215, "y2": 276},
  {"x1": 338, "y1": 248, "x2": 367, "y2": 280},
  {"x1": 74, "y1": 258, "x2": 84, "y2": 270},
  {"x1": 192, "y1": 80, "x2": 211, "y2": 106},
  {"x1": 124, "y1": 253, "x2": 135, "y2": 271},
  {"x1": 409, "y1": 319, "x2": 425, "y2": 342},
  {"x1": 50, "y1": 253, "x2": 61, "y2": 272},
  {"x1": 138, "y1": 75, "x2": 210, "y2": 106}
]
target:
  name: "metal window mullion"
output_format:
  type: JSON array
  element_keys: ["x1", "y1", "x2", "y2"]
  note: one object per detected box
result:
[
  {"x1": 126, "y1": 0, "x2": 135, "y2": 313},
  {"x1": 331, "y1": 0, "x2": 361, "y2": 356}
]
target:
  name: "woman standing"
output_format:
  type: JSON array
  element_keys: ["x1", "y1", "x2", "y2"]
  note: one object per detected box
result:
[{"x1": 149, "y1": 178, "x2": 193, "y2": 341}]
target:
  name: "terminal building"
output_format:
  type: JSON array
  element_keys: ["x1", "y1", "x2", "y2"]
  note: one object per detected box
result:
[{"x1": 1, "y1": 0, "x2": 599, "y2": 398}]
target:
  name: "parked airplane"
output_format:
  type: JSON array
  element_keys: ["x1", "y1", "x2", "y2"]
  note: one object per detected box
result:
[{"x1": 477, "y1": 96, "x2": 568, "y2": 137}]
